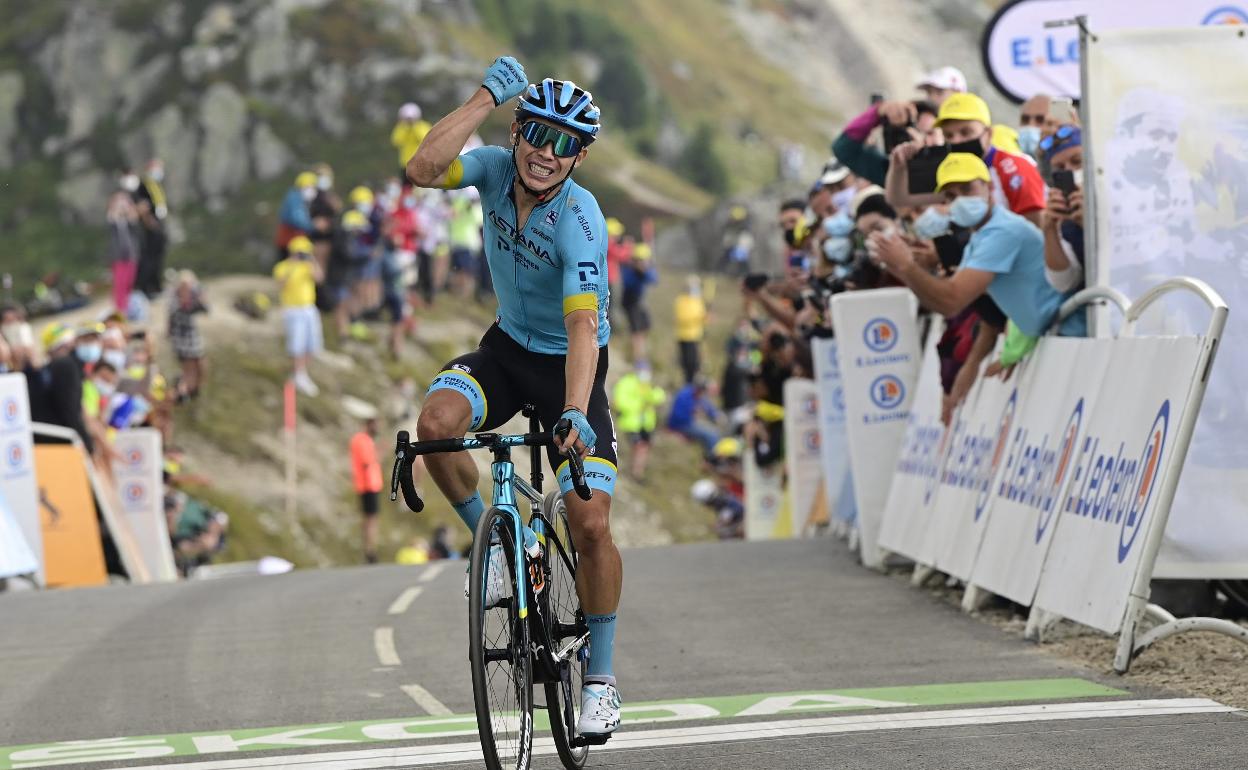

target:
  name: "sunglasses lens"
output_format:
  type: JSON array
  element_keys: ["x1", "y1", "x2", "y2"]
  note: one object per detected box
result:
[{"x1": 521, "y1": 121, "x2": 581, "y2": 157}]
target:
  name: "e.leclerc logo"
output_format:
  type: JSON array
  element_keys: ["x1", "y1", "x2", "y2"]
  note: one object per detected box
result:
[
  {"x1": 869, "y1": 374, "x2": 905, "y2": 410},
  {"x1": 973, "y1": 389, "x2": 1017, "y2": 521},
  {"x1": 1203, "y1": 6, "x2": 1248, "y2": 25},
  {"x1": 124, "y1": 447, "x2": 144, "y2": 467},
  {"x1": 2, "y1": 396, "x2": 18, "y2": 425},
  {"x1": 1061, "y1": 401, "x2": 1170, "y2": 564},
  {"x1": 6, "y1": 441, "x2": 23, "y2": 469},
  {"x1": 1034, "y1": 398, "x2": 1084, "y2": 543},
  {"x1": 124, "y1": 482, "x2": 146, "y2": 504},
  {"x1": 862, "y1": 317, "x2": 898, "y2": 353}
]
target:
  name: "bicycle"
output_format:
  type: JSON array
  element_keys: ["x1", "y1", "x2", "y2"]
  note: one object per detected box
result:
[{"x1": 390, "y1": 405, "x2": 608, "y2": 770}]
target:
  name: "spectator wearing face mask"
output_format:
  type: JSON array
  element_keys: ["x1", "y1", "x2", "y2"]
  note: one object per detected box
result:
[
  {"x1": 108, "y1": 177, "x2": 142, "y2": 314},
  {"x1": 273, "y1": 236, "x2": 324, "y2": 396},
  {"x1": 83, "y1": 360, "x2": 119, "y2": 465},
  {"x1": 309, "y1": 162, "x2": 341, "y2": 273},
  {"x1": 1016, "y1": 94, "x2": 1050, "y2": 160},
  {"x1": 872, "y1": 153, "x2": 1085, "y2": 346},
  {"x1": 30, "y1": 324, "x2": 95, "y2": 452},
  {"x1": 134, "y1": 158, "x2": 169, "y2": 298},
  {"x1": 887, "y1": 93, "x2": 1046, "y2": 227},
  {"x1": 168, "y1": 271, "x2": 207, "y2": 402},
  {"x1": 276, "y1": 171, "x2": 317, "y2": 262},
  {"x1": 1039, "y1": 126, "x2": 1086, "y2": 293},
  {"x1": 391, "y1": 102, "x2": 432, "y2": 177}
]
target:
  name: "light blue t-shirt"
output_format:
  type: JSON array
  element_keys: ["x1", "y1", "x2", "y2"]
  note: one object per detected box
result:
[
  {"x1": 446, "y1": 145, "x2": 610, "y2": 354},
  {"x1": 961, "y1": 205, "x2": 1086, "y2": 337}
]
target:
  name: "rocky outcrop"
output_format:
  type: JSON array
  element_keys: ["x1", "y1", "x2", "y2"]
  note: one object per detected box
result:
[
  {"x1": 0, "y1": 72, "x2": 23, "y2": 170},
  {"x1": 251, "y1": 122, "x2": 294, "y2": 180},
  {"x1": 197, "y1": 82, "x2": 249, "y2": 202}
]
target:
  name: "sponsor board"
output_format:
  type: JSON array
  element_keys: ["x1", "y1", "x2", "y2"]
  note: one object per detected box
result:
[
  {"x1": 0, "y1": 374, "x2": 40, "y2": 581},
  {"x1": 784, "y1": 378, "x2": 824, "y2": 536},
  {"x1": 111, "y1": 429, "x2": 177, "y2": 582},
  {"x1": 744, "y1": 449, "x2": 791, "y2": 540},
  {"x1": 811, "y1": 338, "x2": 852, "y2": 527}
]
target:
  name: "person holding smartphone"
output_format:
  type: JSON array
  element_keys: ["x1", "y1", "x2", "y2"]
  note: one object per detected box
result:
[{"x1": 1040, "y1": 125, "x2": 1085, "y2": 292}]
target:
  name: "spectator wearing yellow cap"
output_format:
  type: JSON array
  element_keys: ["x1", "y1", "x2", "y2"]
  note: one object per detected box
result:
[
  {"x1": 886, "y1": 93, "x2": 1046, "y2": 227},
  {"x1": 273, "y1": 235, "x2": 324, "y2": 396},
  {"x1": 620, "y1": 241, "x2": 658, "y2": 363},
  {"x1": 276, "y1": 171, "x2": 317, "y2": 262},
  {"x1": 392, "y1": 102, "x2": 432, "y2": 177},
  {"x1": 871, "y1": 152, "x2": 1084, "y2": 365}
]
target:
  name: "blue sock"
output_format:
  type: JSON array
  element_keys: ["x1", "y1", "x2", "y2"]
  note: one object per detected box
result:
[
  {"x1": 585, "y1": 613, "x2": 617, "y2": 685},
  {"x1": 452, "y1": 491, "x2": 485, "y2": 533}
]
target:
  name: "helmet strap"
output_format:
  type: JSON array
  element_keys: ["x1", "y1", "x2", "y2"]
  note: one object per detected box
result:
[{"x1": 511, "y1": 143, "x2": 574, "y2": 203}]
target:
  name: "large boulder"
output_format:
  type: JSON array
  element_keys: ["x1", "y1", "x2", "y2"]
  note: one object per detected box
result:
[
  {"x1": 197, "y1": 82, "x2": 250, "y2": 200},
  {"x1": 0, "y1": 72, "x2": 24, "y2": 170},
  {"x1": 245, "y1": 4, "x2": 295, "y2": 87},
  {"x1": 251, "y1": 122, "x2": 294, "y2": 180},
  {"x1": 123, "y1": 104, "x2": 199, "y2": 208}
]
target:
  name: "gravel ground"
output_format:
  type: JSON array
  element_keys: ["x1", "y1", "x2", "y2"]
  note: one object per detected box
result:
[{"x1": 887, "y1": 567, "x2": 1248, "y2": 709}]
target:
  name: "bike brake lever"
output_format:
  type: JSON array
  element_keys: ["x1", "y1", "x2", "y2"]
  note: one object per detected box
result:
[
  {"x1": 553, "y1": 419, "x2": 593, "y2": 502},
  {"x1": 392, "y1": 431, "x2": 425, "y2": 513}
]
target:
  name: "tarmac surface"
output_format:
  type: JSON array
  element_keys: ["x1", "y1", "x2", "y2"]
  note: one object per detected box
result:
[{"x1": 1, "y1": 538, "x2": 1244, "y2": 769}]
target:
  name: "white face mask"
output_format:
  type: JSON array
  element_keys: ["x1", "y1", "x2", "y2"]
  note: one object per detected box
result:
[
  {"x1": 121, "y1": 174, "x2": 140, "y2": 192},
  {"x1": 148, "y1": 167, "x2": 164, "y2": 182},
  {"x1": 317, "y1": 174, "x2": 333, "y2": 191},
  {"x1": 102, "y1": 349, "x2": 127, "y2": 371},
  {"x1": 355, "y1": 201, "x2": 372, "y2": 214},
  {"x1": 301, "y1": 187, "x2": 317, "y2": 202},
  {"x1": 95, "y1": 379, "x2": 116, "y2": 397}
]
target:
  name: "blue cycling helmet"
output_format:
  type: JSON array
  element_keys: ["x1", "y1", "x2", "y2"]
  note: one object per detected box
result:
[{"x1": 515, "y1": 78, "x2": 602, "y2": 144}]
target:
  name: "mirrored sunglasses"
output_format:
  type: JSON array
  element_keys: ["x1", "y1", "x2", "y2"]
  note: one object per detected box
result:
[{"x1": 520, "y1": 121, "x2": 583, "y2": 158}]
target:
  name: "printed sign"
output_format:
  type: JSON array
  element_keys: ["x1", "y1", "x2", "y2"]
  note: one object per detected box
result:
[
  {"x1": 0, "y1": 373, "x2": 41, "y2": 581},
  {"x1": 111, "y1": 429, "x2": 177, "y2": 582},
  {"x1": 35, "y1": 443, "x2": 108, "y2": 588},
  {"x1": 784, "y1": 378, "x2": 824, "y2": 536},
  {"x1": 811, "y1": 338, "x2": 851, "y2": 530},
  {"x1": 744, "y1": 450, "x2": 791, "y2": 540},
  {"x1": 830, "y1": 289, "x2": 921, "y2": 568}
]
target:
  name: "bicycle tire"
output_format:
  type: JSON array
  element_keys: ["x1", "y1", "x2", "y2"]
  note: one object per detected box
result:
[
  {"x1": 541, "y1": 492, "x2": 590, "y2": 769},
  {"x1": 469, "y1": 507, "x2": 534, "y2": 770}
]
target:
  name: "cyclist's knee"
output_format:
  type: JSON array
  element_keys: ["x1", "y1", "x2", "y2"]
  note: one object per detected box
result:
[
  {"x1": 568, "y1": 499, "x2": 612, "y2": 548},
  {"x1": 417, "y1": 395, "x2": 471, "y2": 441}
]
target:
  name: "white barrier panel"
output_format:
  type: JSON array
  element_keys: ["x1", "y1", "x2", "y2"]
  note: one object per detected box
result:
[
  {"x1": 1089, "y1": 26, "x2": 1248, "y2": 578},
  {"x1": 1034, "y1": 336, "x2": 1203, "y2": 633},
  {"x1": 925, "y1": 365, "x2": 1014, "y2": 581},
  {"x1": 112, "y1": 429, "x2": 177, "y2": 582},
  {"x1": 878, "y1": 318, "x2": 947, "y2": 563},
  {"x1": 811, "y1": 338, "x2": 850, "y2": 531},
  {"x1": 783, "y1": 378, "x2": 822, "y2": 536},
  {"x1": 0, "y1": 487, "x2": 38, "y2": 578},
  {"x1": 743, "y1": 450, "x2": 790, "y2": 540},
  {"x1": 831, "y1": 288, "x2": 921, "y2": 568},
  {"x1": 0, "y1": 373, "x2": 42, "y2": 583},
  {"x1": 968, "y1": 339, "x2": 1107, "y2": 606}
]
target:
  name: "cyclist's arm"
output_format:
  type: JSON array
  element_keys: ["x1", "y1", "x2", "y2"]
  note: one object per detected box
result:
[
  {"x1": 406, "y1": 88, "x2": 497, "y2": 188},
  {"x1": 563, "y1": 310, "x2": 598, "y2": 415},
  {"x1": 558, "y1": 209, "x2": 609, "y2": 449}
]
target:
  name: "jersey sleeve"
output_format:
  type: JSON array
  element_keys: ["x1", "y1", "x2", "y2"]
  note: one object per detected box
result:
[
  {"x1": 996, "y1": 151, "x2": 1046, "y2": 214},
  {"x1": 439, "y1": 145, "x2": 511, "y2": 194},
  {"x1": 559, "y1": 195, "x2": 609, "y2": 316}
]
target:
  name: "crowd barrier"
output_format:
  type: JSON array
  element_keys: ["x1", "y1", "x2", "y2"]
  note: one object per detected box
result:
[{"x1": 854, "y1": 278, "x2": 1248, "y2": 672}]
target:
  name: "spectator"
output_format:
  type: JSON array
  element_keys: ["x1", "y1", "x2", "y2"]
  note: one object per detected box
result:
[
  {"x1": 276, "y1": 171, "x2": 317, "y2": 262},
  {"x1": 605, "y1": 218, "x2": 629, "y2": 325},
  {"x1": 340, "y1": 208, "x2": 377, "y2": 337},
  {"x1": 1017, "y1": 94, "x2": 1050, "y2": 160},
  {"x1": 391, "y1": 102, "x2": 432, "y2": 177},
  {"x1": 612, "y1": 361, "x2": 667, "y2": 479},
  {"x1": 395, "y1": 537, "x2": 431, "y2": 565},
  {"x1": 349, "y1": 415, "x2": 384, "y2": 565},
  {"x1": 916, "y1": 66, "x2": 968, "y2": 107},
  {"x1": 309, "y1": 162, "x2": 341, "y2": 272},
  {"x1": 745, "y1": 327, "x2": 796, "y2": 469},
  {"x1": 871, "y1": 153, "x2": 1085, "y2": 355},
  {"x1": 832, "y1": 99, "x2": 939, "y2": 186},
  {"x1": 100, "y1": 325, "x2": 128, "y2": 374},
  {"x1": 168, "y1": 270, "x2": 207, "y2": 402},
  {"x1": 1, "y1": 305, "x2": 35, "y2": 372},
  {"x1": 620, "y1": 242, "x2": 658, "y2": 363},
  {"x1": 83, "y1": 360, "x2": 120, "y2": 468},
  {"x1": 667, "y1": 376, "x2": 721, "y2": 453},
  {"x1": 809, "y1": 161, "x2": 851, "y2": 219},
  {"x1": 272, "y1": 235, "x2": 324, "y2": 396},
  {"x1": 674, "y1": 275, "x2": 708, "y2": 384},
  {"x1": 107, "y1": 180, "x2": 142, "y2": 314},
  {"x1": 448, "y1": 191, "x2": 484, "y2": 299},
  {"x1": 430, "y1": 525, "x2": 454, "y2": 560},
  {"x1": 1040, "y1": 126, "x2": 1086, "y2": 293},
  {"x1": 691, "y1": 478, "x2": 744, "y2": 540},
  {"x1": 720, "y1": 205, "x2": 754, "y2": 276},
  {"x1": 134, "y1": 158, "x2": 169, "y2": 298},
  {"x1": 29, "y1": 324, "x2": 93, "y2": 452}
]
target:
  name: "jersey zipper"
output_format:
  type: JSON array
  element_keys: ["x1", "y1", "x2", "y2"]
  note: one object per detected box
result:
[{"x1": 508, "y1": 183, "x2": 559, "y2": 350}]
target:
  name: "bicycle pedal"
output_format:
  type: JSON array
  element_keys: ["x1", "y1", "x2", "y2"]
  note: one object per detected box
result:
[{"x1": 571, "y1": 733, "x2": 612, "y2": 748}]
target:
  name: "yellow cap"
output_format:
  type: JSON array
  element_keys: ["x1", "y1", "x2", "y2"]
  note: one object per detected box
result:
[
  {"x1": 41, "y1": 322, "x2": 70, "y2": 350},
  {"x1": 936, "y1": 92, "x2": 991, "y2": 127},
  {"x1": 712, "y1": 436, "x2": 743, "y2": 458},
  {"x1": 295, "y1": 171, "x2": 317, "y2": 188},
  {"x1": 287, "y1": 235, "x2": 314, "y2": 255},
  {"x1": 730, "y1": 205, "x2": 748, "y2": 221},
  {"x1": 990, "y1": 124, "x2": 1022, "y2": 155},
  {"x1": 936, "y1": 152, "x2": 991, "y2": 191},
  {"x1": 342, "y1": 210, "x2": 368, "y2": 229},
  {"x1": 76, "y1": 322, "x2": 105, "y2": 338},
  {"x1": 349, "y1": 185, "x2": 374, "y2": 205},
  {"x1": 606, "y1": 217, "x2": 625, "y2": 238},
  {"x1": 633, "y1": 243, "x2": 652, "y2": 260}
]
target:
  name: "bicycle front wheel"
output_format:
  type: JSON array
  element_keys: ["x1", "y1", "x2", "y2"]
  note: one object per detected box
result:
[
  {"x1": 541, "y1": 491, "x2": 590, "y2": 769},
  {"x1": 469, "y1": 507, "x2": 534, "y2": 770}
]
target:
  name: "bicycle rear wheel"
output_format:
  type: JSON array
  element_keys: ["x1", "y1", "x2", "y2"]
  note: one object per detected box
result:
[
  {"x1": 541, "y1": 492, "x2": 590, "y2": 769},
  {"x1": 469, "y1": 507, "x2": 534, "y2": 770}
]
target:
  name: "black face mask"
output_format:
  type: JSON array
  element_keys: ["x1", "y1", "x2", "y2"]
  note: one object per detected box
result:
[
  {"x1": 783, "y1": 227, "x2": 798, "y2": 247},
  {"x1": 949, "y1": 134, "x2": 986, "y2": 158}
]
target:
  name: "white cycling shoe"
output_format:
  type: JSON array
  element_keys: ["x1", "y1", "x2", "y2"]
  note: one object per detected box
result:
[
  {"x1": 576, "y1": 683, "x2": 622, "y2": 736},
  {"x1": 464, "y1": 544, "x2": 509, "y2": 608}
]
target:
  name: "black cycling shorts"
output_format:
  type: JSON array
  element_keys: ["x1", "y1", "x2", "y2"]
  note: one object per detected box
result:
[{"x1": 426, "y1": 324, "x2": 617, "y2": 496}]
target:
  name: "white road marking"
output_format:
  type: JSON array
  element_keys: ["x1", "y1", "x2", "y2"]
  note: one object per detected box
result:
[
  {"x1": 372, "y1": 627, "x2": 400, "y2": 667},
  {"x1": 400, "y1": 684, "x2": 453, "y2": 716},
  {"x1": 111, "y1": 698, "x2": 1237, "y2": 769},
  {"x1": 417, "y1": 563, "x2": 447, "y2": 583},
  {"x1": 386, "y1": 587, "x2": 423, "y2": 616}
]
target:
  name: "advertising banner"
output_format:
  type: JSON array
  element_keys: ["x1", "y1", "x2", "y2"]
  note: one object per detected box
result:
[
  {"x1": 112, "y1": 429, "x2": 177, "y2": 582},
  {"x1": 925, "y1": 365, "x2": 1014, "y2": 581},
  {"x1": 1089, "y1": 26, "x2": 1248, "y2": 577},
  {"x1": 743, "y1": 451, "x2": 790, "y2": 540},
  {"x1": 878, "y1": 319, "x2": 948, "y2": 564},
  {"x1": 0, "y1": 373, "x2": 42, "y2": 582},
  {"x1": 982, "y1": 0, "x2": 1247, "y2": 103},
  {"x1": 783, "y1": 378, "x2": 824, "y2": 536},
  {"x1": 969, "y1": 338, "x2": 1107, "y2": 606},
  {"x1": 1034, "y1": 336, "x2": 1204, "y2": 633},
  {"x1": 0, "y1": 488, "x2": 38, "y2": 579},
  {"x1": 830, "y1": 289, "x2": 921, "y2": 568},
  {"x1": 811, "y1": 338, "x2": 851, "y2": 530},
  {"x1": 35, "y1": 443, "x2": 108, "y2": 588}
]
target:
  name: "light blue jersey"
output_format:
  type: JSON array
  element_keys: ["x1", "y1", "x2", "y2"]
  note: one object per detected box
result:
[{"x1": 444, "y1": 145, "x2": 610, "y2": 354}]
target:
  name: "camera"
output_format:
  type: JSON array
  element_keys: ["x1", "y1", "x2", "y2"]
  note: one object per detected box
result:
[{"x1": 743, "y1": 272, "x2": 770, "y2": 291}]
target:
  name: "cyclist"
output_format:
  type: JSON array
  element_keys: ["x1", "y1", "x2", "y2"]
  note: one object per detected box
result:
[{"x1": 406, "y1": 55, "x2": 622, "y2": 738}]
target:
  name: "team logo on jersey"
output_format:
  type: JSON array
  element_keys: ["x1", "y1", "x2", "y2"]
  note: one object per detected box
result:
[{"x1": 544, "y1": 210, "x2": 559, "y2": 226}]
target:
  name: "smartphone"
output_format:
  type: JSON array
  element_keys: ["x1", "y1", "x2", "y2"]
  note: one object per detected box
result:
[
  {"x1": 743, "y1": 273, "x2": 770, "y2": 291},
  {"x1": 1051, "y1": 169, "x2": 1077, "y2": 196},
  {"x1": 870, "y1": 93, "x2": 885, "y2": 105},
  {"x1": 1048, "y1": 97, "x2": 1077, "y2": 125},
  {"x1": 908, "y1": 145, "x2": 950, "y2": 195}
]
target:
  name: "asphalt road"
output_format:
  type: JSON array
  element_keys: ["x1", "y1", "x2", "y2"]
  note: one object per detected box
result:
[{"x1": 1, "y1": 538, "x2": 1244, "y2": 769}]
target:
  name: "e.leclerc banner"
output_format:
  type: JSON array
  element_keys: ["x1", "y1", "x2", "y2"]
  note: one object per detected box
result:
[
  {"x1": 783, "y1": 378, "x2": 824, "y2": 536},
  {"x1": 830, "y1": 288, "x2": 920, "y2": 569},
  {"x1": 811, "y1": 337, "x2": 851, "y2": 530},
  {"x1": 981, "y1": 0, "x2": 1248, "y2": 103},
  {"x1": 0, "y1": 373, "x2": 42, "y2": 582},
  {"x1": 111, "y1": 428, "x2": 177, "y2": 582}
]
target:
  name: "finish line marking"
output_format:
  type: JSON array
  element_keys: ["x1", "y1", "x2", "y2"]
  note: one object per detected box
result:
[
  {"x1": 0, "y1": 678, "x2": 1134, "y2": 769},
  {"x1": 88, "y1": 699, "x2": 1248, "y2": 770}
]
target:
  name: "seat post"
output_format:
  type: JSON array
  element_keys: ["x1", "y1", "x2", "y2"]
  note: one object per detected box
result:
[{"x1": 523, "y1": 403, "x2": 543, "y2": 493}]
